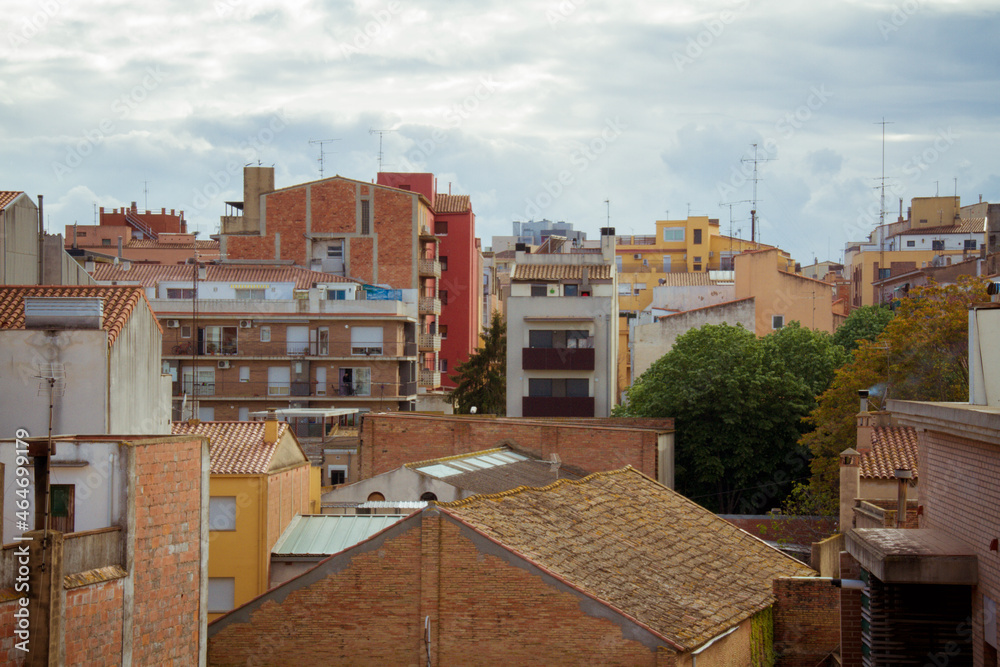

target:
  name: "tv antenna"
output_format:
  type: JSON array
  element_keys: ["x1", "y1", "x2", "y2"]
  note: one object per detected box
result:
[
  {"x1": 740, "y1": 143, "x2": 775, "y2": 247},
  {"x1": 369, "y1": 128, "x2": 395, "y2": 172},
  {"x1": 874, "y1": 118, "x2": 894, "y2": 305},
  {"x1": 719, "y1": 199, "x2": 752, "y2": 257},
  {"x1": 604, "y1": 199, "x2": 610, "y2": 226},
  {"x1": 308, "y1": 139, "x2": 342, "y2": 178}
]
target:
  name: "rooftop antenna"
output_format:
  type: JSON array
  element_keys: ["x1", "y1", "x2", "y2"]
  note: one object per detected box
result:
[
  {"x1": 874, "y1": 118, "x2": 894, "y2": 305},
  {"x1": 604, "y1": 199, "x2": 610, "y2": 226},
  {"x1": 143, "y1": 180, "x2": 149, "y2": 211},
  {"x1": 719, "y1": 199, "x2": 752, "y2": 258},
  {"x1": 741, "y1": 143, "x2": 775, "y2": 247},
  {"x1": 308, "y1": 138, "x2": 342, "y2": 178},
  {"x1": 369, "y1": 128, "x2": 395, "y2": 172}
]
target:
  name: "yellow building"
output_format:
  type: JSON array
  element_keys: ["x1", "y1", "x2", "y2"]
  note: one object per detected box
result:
[
  {"x1": 845, "y1": 196, "x2": 985, "y2": 308},
  {"x1": 734, "y1": 248, "x2": 836, "y2": 336},
  {"x1": 172, "y1": 418, "x2": 320, "y2": 621}
]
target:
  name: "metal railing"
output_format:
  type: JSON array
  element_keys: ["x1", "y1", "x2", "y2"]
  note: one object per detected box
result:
[
  {"x1": 164, "y1": 338, "x2": 418, "y2": 358},
  {"x1": 171, "y1": 379, "x2": 416, "y2": 399}
]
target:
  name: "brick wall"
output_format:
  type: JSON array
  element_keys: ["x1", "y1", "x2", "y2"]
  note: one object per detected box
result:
[
  {"x1": 131, "y1": 437, "x2": 205, "y2": 664},
  {"x1": 919, "y1": 429, "x2": 1000, "y2": 662},
  {"x1": 64, "y1": 579, "x2": 125, "y2": 666},
  {"x1": 0, "y1": 598, "x2": 22, "y2": 663},
  {"x1": 360, "y1": 414, "x2": 663, "y2": 480},
  {"x1": 266, "y1": 464, "x2": 311, "y2": 552},
  {"x1": 840, "y1": 551, "x2": 863, "y2": 667},
  {"x1": 208, "y1": 513, "x2": 675, "y2": 666},
  {"x1": 773, "y1": 577, "x2": 840, "y2": 666}
]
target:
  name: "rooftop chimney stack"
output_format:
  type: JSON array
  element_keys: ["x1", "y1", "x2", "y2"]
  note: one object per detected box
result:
[{"x1": 264, "y1": 410, "x2": 280, "y2": 445}]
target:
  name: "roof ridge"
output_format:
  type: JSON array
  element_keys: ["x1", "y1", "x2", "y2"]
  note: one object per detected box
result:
[
  {"x1": 404, "y1": 446, "x2": 508, "y2": 468},
  {"x1": 435, "y1": 466, "x2": 635, "y2": 508}
]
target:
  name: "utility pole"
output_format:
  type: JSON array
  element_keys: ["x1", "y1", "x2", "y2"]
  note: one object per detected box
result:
[{"x1": 308, "y1": 139, "x2": 342, "y2": 178}]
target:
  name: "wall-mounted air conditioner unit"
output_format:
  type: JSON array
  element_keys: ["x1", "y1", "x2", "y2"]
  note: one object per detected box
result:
[
  {"x1": 217, "y1": 360, "x2": 231, "y2": 369},
  {"x1": 633, "y1": 253, "x2": 641, "y2": 259},
  {"x1": 167, "y1": 319, "x2": 180, "y2": 328},
  {"x1": 239, "y1": 319, "x2": 252, "y2": 328}
]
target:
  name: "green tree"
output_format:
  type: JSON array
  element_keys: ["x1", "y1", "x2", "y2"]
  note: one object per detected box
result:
[
  {"x1": 617, "y1": 323, "x2": 820, "y2": 514},
  {"x1": 832, "y1": 305, "x2": 894, "y2": 353},
  {"x1": 450, "y1": 311, "x2": 506, "y2": 415},
  {"x1": 763, "y1": 322, "x2": 848, "y2": 398},
  {"x1": 790, "y1": 278, "x2": 989, "y2": 516}
]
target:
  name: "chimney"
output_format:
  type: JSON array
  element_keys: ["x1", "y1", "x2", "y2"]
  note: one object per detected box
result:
[
  {"x1": 600, "y1": 226, "x2": 616, "y2": 262},
  {"x1": 894, "y1": 468, "x2": 913, "y2": 528},
  {"x1": 264, "y1": 410, "x2": 280, "y2": 444},
  {"x1": 839, "y1": 447, "x2": 861, "y2": 532},
  {"x1": 117, "y1": 236, "x2": 123, "y2": 262},
  {"x1": 131, "y1": 201, "x2": 137, "y2": 213},
  {"x1": 72, "y1": 222, "x2": 78, "y2": 250},
  {"x1": 856, "y1": 389, "x2": 873, "y2": 453}
]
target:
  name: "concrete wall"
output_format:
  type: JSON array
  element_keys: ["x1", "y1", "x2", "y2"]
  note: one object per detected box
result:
[
  {"x1": 109, "y1": 296, "x2": 170, "y2": 435},
  {"x1": 648, "y1": 283, "x2": 736, "y2": 313},
  {"x1": 322, "y1": 468, "x2": 464, "y2": 505},
  {"x1": 0, "y1": 194, "x2": 39, "y2": 284},
  {"x1": 632, "y1": 298, "x2": 755, "y2": 380}
]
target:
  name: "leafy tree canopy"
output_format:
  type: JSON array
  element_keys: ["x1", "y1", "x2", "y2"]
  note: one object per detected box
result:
[
  {"x1": 616, "y1": 322, "x2": 843, "y2": 514},
  {"x1": 450, "y1": 310, "x2": 506, "y2": 415},
  {"x1": 831, "y1": 304, "x2": 894, "y2": 353},
  {"x1": 791, "y1": 277, "x2": 989, "y2": 516}
]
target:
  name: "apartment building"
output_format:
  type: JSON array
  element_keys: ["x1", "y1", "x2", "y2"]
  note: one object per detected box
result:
[
  {"x1": 1, "y1": 191, "x2": 93, "y2": 285},
  {"x1": 505, "y1": 228, "x2": 618, "y2": 418},
  {"x1": 217, "y1": 166, "x2": 481, "y2": 389},
  {"x1": 90, "y1": 262, "x2": 420, "y2": 422}
]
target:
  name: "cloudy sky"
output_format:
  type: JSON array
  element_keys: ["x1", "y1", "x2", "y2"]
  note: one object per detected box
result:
[{"x1": 3, "y1": 0, "x2": 999, "y2": 265}]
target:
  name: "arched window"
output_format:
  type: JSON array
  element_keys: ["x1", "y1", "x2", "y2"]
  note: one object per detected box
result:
[
  {"x1": 420, "y1": 492, "x2": 438, "y2": 502},
  {"x1": 367, "y1": 492, "x2": 385, "y2": 502}
]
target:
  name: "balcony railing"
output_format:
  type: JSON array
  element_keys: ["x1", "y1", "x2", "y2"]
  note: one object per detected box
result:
[
  {"x1": 418, "y1": 297, "x2": 442, "y2": 315},
  {"x1": 418, "y1": 259, "x2": 442, "y2": 278},
  {"x1": 171, "y1": 379, "x2": 414, "y2": 400},
  {"x1": 419, "y1": 333, "x2": 442, "y2": 352},
  {"x1": 420, "y1": 370, "x2": 441, "y2": 387},
  {"x1": 522, "y1": 347, "x2": 595, "y2": 371},
  {"x1": 616, "y1": 235, "x2": 657, "y2": 246},
  {"x1": 522, "y1": 396, "x2": 595, "y2": 417},
  {"x1": 164, "y1": 339, "x2": 418, "y2": 358}
]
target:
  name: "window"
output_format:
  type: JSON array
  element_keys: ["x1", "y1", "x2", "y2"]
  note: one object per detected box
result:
[
  {"x1": 316, "y1": 327, "x2": 329, "y2": 355},
  {"x1": 565, "y1": 378, "x2": 589, "y2": 397},
  {"x1": 239, "y1": 366, "x2": 250, "y2": 382},
  {"x1": 181, "y1": 367, "x2": 215, "y2": 395},
  {"x1": 420, "y1": 492, "x2": 438, "y2": 501},
  {"x1": 662, "y1": 227, "x2": 684, "y2": 242},
  {"x1": 528, "y1": 378, "x2": 552, "y2": 397},
  {"x1": 209, "y1": 497, "x2": 237, "y2": 531},
  {"x1": 102, "y1": 238, "x2": 112, "y2": 246},
  {"x1": 440, "y1": 290, "x2": 448, "y2": 305},
  {"x1": 530, "y1": 284, "x2": 548, "y2": 297},
  {"x1": 633, "y1": 282, "x2": 646, "y2": 296},
  {"x1": 439, "y1": 325, "x2": 448, "y2": 339},
  {"x1": 360, "y1": 200, "x2": 371, "y2": 235},
  {"x1": 615, "y1": 255, "x2": 623, "y2": 271},
  {"x1": 260, "y1": 326, "x2": 271, "y2": 342},
  {"x1": 167, "y1": 288, "x2": 195, "y2": 299},
  {"x1": 286, "y1": 325, "x2": 309, "y2": 355},
  {"x1": 267, "y1": 366, "x2": 291, "y2": 396},
  {"x1": 439, "y1": 358, "x2": 448, "y2": 373},
  {"x1": 198, "y1": 406, "x2": 215, "y2": 421},
  {"x1": 367, "y1": 492, "x2": 385, "y2": 502},
  {"x1": 932, "y1": 240, "x2": 945, "y2": 251},
  {"x1": 693, "y1": 229, "x2": 702, "y2": 244},
  {"x1": 327, "y1": 289, "x2": 347, "y2": 300},
  {"x1": 181, "y1": 325, "x2": 192, "y2": 339},
  {"x1": 208, "y1": 578, "x2": 236, "y2": 613},
  {"x1": 234, "y1": 288, "x2": 265, "y2": 300},
  {"x1": 351, "y1": 326, "x2": 383, "y2": 355},
  {"x1": 965, "y1": 239, "x2": 977, "y2": 250},
  {"x1": 328, "y1": 467, "x2": 346, "y2": 485},
  {"x1": 529, "y1": 378, "x2": 588, "y2": 397},
  {"x1": 564, "y1": 284, "x2": 579, "y2": 296},
  {"x1": 693, "y1": 264, "x2": 702, "y2": 272},
  {"x1": 339, "y1": 367, "x2": 371, "y2": 396},
  {"x1": 693, "y1": 257, "x2": 702, "y2": 263},
  {"x1": 316, "y1": 366, "x2": 327, "y2": 395},
  {"x1": 906, "y1": 240, "x2": 916, "y2": 248},
  {"x1": 434, "y1": 220, "x2": 448, "y2": 235},
  {"x1": 618, "y1": 283, "x2": 632, "y2": 295},
  {"x1": 878, "y1": 268, "x2": 891, "y2": 280},
  {"x1": 204, "y1": 326, "x2": 238, "y2": 355},
  {"x1": 327, "y1": 243, "x2": 344, "y2": 259},
  {"x1": 439, "y1": 256, "x2": 448, "y2": 271},
  {"x1": 49, "y1": 485, "x2": 74, "y2": 533},
  {"x1": 662, "y1": 256, "x2": 672, "y2": 272},
  {"x1": 529, "y1": 330, "x2": 592, "y2": 349},
  {"x1": 772, "y1": 315, "x2": 784, "y2": 330},
  {"x1": 238, "y1": 406, "x2": 249, "y2": 421}
]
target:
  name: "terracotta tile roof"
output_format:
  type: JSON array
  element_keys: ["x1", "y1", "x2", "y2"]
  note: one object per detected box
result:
[
  {"x1": 900, "y1": 218, "x2": 984, "y2": 235},
  {"x1": 860, "y1": 426, "x2": 919, "y2": 479},
  {"x1": 639, "y1": 272, "x2": 732, "y2": 287},
  {"x1": 0, "y1": 191, "x2": 25, "y2": 209},
  {"x1": 0, "y1": 285, "x2": 151, "y2": 348},
  {"x1": 126, "y1": 239, "x2": 220, "y2": 249},
  {"x1": 434, "y1": 193, "x2": 470, "y2": 214},
  {"x1": 171, "y1": 420, "x2": 291, "y2": 474},
  {"x1": 438, "y1": 467, "x2": 814, "y2": 649},
  {"x1": 92, "y1": 263, "x2": 357, "y2": 289},
  {"x1": 511, "y1": 263, "x2": 613, "y2": 281}
]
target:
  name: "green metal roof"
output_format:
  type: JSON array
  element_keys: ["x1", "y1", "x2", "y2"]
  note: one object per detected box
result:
[{"x1": 271, "y1": 514, "x2": 407, "y2": 557}]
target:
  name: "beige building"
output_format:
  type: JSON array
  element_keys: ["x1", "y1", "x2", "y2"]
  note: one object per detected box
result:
[
  {"x1": 1, "y1": 191, "x2": 93, "y2": 285},
  {"x1": 506, "y1": 229, "x2": 618, "y2": 417},
  {"x1": 734, "y1": 248, "x2": 837, "y2": 335}
]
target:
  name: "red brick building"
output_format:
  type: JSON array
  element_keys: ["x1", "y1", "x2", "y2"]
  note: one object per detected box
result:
[
  {"x1": 0, "y1": 433, "x2": 209, "y2": 664},
  {"x1": 207, "y1": 468, "x2": 815, "y2": 666},
  {"x1": 377, "y1": 173, "x2": 480, "y2": 386},
  {"x1": 358, "y1": 413, "x2": 676, "y2": 487}
]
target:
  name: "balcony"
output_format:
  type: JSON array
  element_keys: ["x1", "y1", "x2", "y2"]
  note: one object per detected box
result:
[
  {"x1": 164, "y1": 339, "x2": 415, "y2": 359},
  {"x1": 522, "y1": 347, "x2": 595, "y2": 371},
  {"x1": 419, "y1": 297, "x2": 441, "y2": 315},
  {"x1": 419, "y1": 333, "x2": 442, "y2": 352},
  {"x1": 420, "y1": 369, "x2": 441, "y2": 387},
  {"x1": 170, "y1": 379, "x2": 409, "y2": 400},
  {"x1": 522, "y1": 396, "x2": 595, "y2": 418},
  {"x1": 418, "y1": 259, "x2": 442, "y2": 278}
]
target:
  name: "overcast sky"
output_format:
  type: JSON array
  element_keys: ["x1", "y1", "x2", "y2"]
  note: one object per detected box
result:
[{"x1": 3, "y1": 0, "x2": 999, "y2": 265}]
